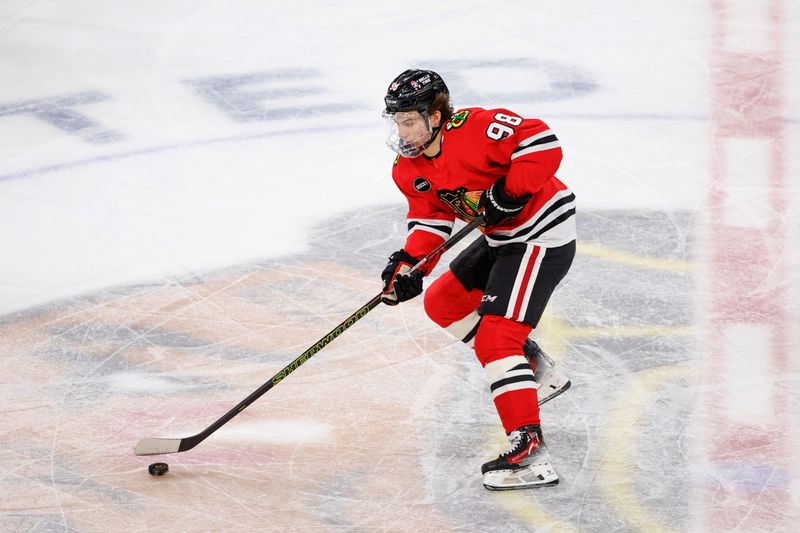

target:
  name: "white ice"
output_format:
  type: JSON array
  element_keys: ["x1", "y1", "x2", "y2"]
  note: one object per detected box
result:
[{"x1": 1, "y1": 1, "x2": 799, "y2": 532}]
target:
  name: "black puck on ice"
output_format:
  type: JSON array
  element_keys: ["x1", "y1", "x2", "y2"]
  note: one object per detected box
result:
[{"x1": 148, "y1": 462, "x2": 169, "y2": 476}]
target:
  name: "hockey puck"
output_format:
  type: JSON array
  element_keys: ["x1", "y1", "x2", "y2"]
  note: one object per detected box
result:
[{"x1": 148, "y1": 462, "x2": 169, "y2": 476}]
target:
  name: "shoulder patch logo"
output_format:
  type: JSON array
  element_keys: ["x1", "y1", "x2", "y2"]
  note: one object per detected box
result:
[
  {"x1": 413, "y1": 177, "x2": 432, "y2": 193},
  {"x1": 445, "y1": 109, "x2": 471, "y2": 130}
]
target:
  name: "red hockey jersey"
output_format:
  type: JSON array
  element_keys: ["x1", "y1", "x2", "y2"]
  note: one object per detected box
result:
[{"x1": 391, "y1": 107, "x2": 576, "y2": 269}]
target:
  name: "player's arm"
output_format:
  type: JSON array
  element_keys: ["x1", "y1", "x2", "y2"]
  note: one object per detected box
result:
[
  {"x1": 404, "y1": 215, "x2": 454, "y2": 265},
  {"x1": 501, "y1": 115, "x2": 562, "y2": 198},
  {"x1": 476, "y1": 110, "x2": 563, "y2": 225},
  {"x1": 382, "y1": 171, "x2": 455, "y2": 305}
]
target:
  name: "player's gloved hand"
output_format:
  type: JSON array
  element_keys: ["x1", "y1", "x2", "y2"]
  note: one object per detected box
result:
[
  {"x1": 478, "y1": 177, "x2": 531, "y2": 227},
  {"x1": 381, "y1": 249, "x2": 424, "y2": 305}
]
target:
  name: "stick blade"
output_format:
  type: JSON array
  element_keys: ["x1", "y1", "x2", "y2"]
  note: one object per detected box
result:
[{"x1": 134, "y1": 437, "x2": 182, "y2": 456}]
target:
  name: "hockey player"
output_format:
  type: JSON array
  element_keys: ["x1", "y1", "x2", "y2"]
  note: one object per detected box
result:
[{"x1": 379, "y1": 69, "x2": 576, "y2": 490}]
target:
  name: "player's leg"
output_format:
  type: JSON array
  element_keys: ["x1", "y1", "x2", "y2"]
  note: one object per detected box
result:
[
  {"x1": 475, "y1": 240, "x2": 575, "y2": 489},
  {"x1": 489, "y1": 240, "x2": 575, "y2": 403},
  {"x1": 423, "y1": 236, "x2": 491, "y2": 344},
  {"x1": 474, "y1": 314, "x2": 558, "y2": 489},
  {"x1": 425, "y1": 237, "x2": 572, "y2": 404},
  {"x1": 488, "y1": 240, "x2": 575, "y2": 328},
  {"x1": 474, "y1": 315, "x2": 538, "y2": 433}
]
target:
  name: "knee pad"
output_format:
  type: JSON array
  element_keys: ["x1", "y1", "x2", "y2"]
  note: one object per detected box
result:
[
  {"x1": 474, "y1": 315, "x2": 532, "y2": 366},
  {"x1": 423, "y1": 270, "x2": 483, "y2": 328}
]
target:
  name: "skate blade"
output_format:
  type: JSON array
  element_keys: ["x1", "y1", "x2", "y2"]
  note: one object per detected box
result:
[
  {"x1": 483, "y1": 463, "x2": 560, "y2": 490},
  {"x1": 538, "y1": 379, "x2": 571, "y2": 405}
]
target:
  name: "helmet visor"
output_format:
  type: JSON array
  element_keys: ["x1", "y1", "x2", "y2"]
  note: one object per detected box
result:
[{"x1": 383, "y1": 109, "x2": 432, "y2": 158}]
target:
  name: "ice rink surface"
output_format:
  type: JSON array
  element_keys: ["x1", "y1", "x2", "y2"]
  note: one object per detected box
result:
[{"x1": 1, "y1": 1, "x2": 799, "y2": 531}]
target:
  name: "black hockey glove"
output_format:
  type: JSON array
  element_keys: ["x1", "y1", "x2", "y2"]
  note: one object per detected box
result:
[
  {"x1": 478, "y1": 177, "x2": 531, "y2": 227},
  {"x1": 381, "y1": 249, "x2": 424, "y2": 306}
]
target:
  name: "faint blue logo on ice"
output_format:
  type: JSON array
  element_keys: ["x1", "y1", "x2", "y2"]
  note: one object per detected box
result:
[
  {"x1": 0, "y1": 61, "x2": 596, "y2": 149},
  {"x1": 184, "y1": 69, "x2": 363, "y2": 122},
  {"x1": 0, "y1": 91, "x2": 123, "y2": 144},
  {"x1": 0, "y1": 60, "x2": 600, "y2": 181},
  {"x1": 424, "y1": 58, "x2": 597, "y2": 105}
]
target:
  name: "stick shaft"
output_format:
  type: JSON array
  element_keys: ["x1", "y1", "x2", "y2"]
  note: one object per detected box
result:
[
  {"x1": 134, "y1": 216, "x2": 482, "y2": 455},
  {"x1": 195, "y1": 293, "x2": 383, "y2": 444}
]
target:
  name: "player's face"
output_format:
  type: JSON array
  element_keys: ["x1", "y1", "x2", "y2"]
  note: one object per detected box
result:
[
  {"x1": 393, "y1": 111, "x2": 431, "y2": 146},
  {"x1": 383, "y1": 110, "x2": 433, "y2": 157}
]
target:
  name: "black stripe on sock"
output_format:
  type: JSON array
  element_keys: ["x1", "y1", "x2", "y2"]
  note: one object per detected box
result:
[{"x1": 490, "y1": 374, "x2": 536, "y2": 393}]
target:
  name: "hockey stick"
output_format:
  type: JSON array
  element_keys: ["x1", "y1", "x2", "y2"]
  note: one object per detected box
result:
[{"x1": 134, "y1": 215, "x2": 483, "y2": 456}]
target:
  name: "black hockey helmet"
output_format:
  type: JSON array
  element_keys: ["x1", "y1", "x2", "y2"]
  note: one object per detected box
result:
[{"x1": 384, "y1": 69, "x2": 449, "y2": 114}]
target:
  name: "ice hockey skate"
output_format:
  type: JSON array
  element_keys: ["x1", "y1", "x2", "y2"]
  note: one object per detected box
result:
[
  {"x1": 524, "y1": 339, "x2": 571, "y2": 404},
  {"x1": 482, "y1": 425, "x2": 559, "y2": 490}
]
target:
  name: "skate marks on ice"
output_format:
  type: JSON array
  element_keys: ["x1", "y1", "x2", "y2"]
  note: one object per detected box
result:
[
  {"x1": 1, "y1": 207, "x2": 795, "y2": 531},
  {"x1": 0, "y1": 205, "x2": 478, "y2": 531},
  {"x1": 423, "y1": 209, "x2": 702, "y2": 531}
]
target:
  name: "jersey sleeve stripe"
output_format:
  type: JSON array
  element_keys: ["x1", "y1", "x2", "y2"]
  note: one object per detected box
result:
[
  {"x1": 407, "y1": 218, "x2": 454, "y2": 230},
  {"x1": 516, "y1": 129, "x2": 551, "y2": 145},
  {"x1": 408, "y1": 219, "x2": 454, "y2": 237},
  {"x1": 409, "y1": 225, "x2": 451, "y2": 240},
  {"x1": 408, "y1": 220, "x2": 453, "y2": 240},
  {"x1": 511, "y1": 139, "x2": 561, "y2": 160},
  {"x1": 514, "y1": 130, "x2": 557, "y2": 150}
]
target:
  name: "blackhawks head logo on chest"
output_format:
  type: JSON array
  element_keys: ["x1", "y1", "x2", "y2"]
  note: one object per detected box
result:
[{"x1": 437, "y1": 187, "x2": 483, "y2": 221}]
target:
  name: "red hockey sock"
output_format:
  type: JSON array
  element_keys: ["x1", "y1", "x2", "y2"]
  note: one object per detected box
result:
[{"x1": 475, "y1": 315, "x2": 540, "y2": 433}]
